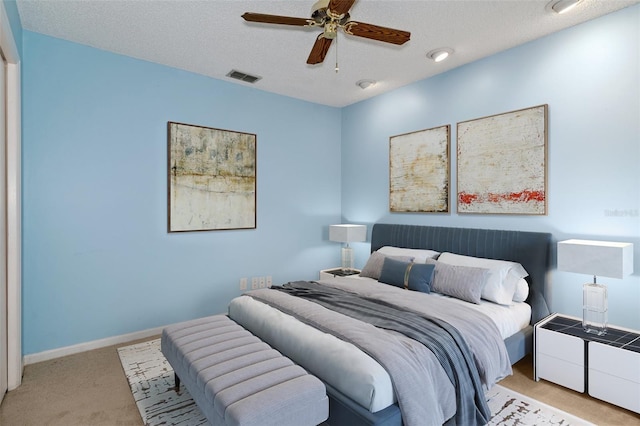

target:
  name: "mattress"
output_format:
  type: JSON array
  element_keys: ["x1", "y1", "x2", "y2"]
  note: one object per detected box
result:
[{"x1": 228, "y1": 276, "x2": 529, "y2": 414}]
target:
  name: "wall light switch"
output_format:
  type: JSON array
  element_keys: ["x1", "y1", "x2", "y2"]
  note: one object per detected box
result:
[
  {"x1": 251, "y1": 277, "x2": 259, "y2": 290},
  {"x1": 259, "y1": 277, "x2": 266, "y2": 288},
  {"x1": 240, "y1": 277, "x2": 248, "y2": 291},
  {"x1": 266, "y1": 276, "x2": 272, "y2": 287}
]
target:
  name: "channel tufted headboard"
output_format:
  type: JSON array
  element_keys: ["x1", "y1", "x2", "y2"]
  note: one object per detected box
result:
[{"x1": 370, "y1": 223, "x2": 552, "y2": 326}]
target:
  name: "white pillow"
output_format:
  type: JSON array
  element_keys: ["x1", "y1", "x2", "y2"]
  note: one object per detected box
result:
[
  {"x1": 513, "y1": 278, "x2": 529, "y2": 303},
  {"x1": 437, "y1": 252, "x2": 528, "y2": 305},
  {"x1": 377, "y1": 246, "x2": 440, "y2": 264}
]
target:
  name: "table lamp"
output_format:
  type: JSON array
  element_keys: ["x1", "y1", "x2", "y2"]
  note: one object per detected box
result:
[
  {"x1": 557, "y1": 239, "x2": 634, "y2": 335},
  {"x1": 329, "y1": 224, "x2": 367, "y2": 272}
]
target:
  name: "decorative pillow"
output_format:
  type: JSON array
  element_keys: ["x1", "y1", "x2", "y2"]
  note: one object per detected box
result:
[
  {"x1": 378, "y1": 257, "x2": 435, "y2": 293},
  {"x1": 360, "y1": 251, "x2": 414, "y2": 280},
  {"x1": 513, "y1": 278, "x2": 529, "y2": 303},
  {"x1": 377, "y1": 246, "x2": 440, "y2": 264},
  {"x1": 426, "y1": 259, "x2": 488, "y2": 304},
  {"x1": 437, "y1": 252, "x2": 528, "y2": 305}
]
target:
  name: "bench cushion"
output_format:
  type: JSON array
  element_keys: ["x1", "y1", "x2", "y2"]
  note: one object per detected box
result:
[{"x1": 161, "y1": 315, "x2": 329, "y2": 426}]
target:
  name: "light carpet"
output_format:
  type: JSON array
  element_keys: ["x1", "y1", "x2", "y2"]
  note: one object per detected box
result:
[{"x1": 118, "y1": 338, "x2": 594, "y2": 426}]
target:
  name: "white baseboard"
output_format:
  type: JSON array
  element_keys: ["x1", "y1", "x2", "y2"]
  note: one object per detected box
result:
[{"x1": 23, "y1": 325, "x2": 166, "y2": 365}]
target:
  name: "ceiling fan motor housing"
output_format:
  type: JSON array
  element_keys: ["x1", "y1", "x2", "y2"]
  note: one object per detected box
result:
[
  {"x1": 311, "y1": 0, "x2": 331, "y2": 16},
  {"x1": 311, "y1": 0, "x2": 350, "y2": 25}
]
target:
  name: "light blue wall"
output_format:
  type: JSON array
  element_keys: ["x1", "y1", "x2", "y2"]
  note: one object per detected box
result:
[
  {"x1": 342, "y1": 5, "x2": 640, "y2": 330},
  {"x1": 21, "y1": 31, "x2": 343, "y2": 355}
]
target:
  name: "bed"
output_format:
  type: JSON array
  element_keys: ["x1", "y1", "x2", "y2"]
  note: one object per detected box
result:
[{"x1": 228, "y1": 223, "x2": 552, "y2": 426}]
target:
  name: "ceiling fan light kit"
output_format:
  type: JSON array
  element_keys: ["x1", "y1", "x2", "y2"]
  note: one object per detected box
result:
[
  {"x1": 242, "y1": 0, "x2": 411, "y2": 66},
  {"x1": 426, "y1": 48, "x2": 453, "y2": 63}
]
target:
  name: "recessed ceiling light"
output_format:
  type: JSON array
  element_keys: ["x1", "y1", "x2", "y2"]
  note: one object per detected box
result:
[
  {"x1": 356, "y1": 79, "x2": 376, "y2": 90},
  {"x1": 426, "y1": 48, "x2": 453, "y2": 63},
  {"x1": 548, "y1": 0, "x2": 582, "y2": 14}
]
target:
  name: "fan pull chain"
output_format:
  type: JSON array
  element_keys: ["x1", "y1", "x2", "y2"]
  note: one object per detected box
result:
[{"x1": 335, "y1": 36, "x2": 339, "y2": 73}]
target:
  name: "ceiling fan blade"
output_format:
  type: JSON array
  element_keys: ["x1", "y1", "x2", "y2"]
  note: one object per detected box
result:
[
  {"x1": 307, "y1": 35, "x2": 333, "y2": 65},
  {"x1": 328, "y1": 0, "x2": 356, "y2": 17},
  {"x1": 242, "y1": 12, "x2": 311, "y2": 27},
  {"x1": 343, "y1": 21, "x2": 410, "y2": 45}
]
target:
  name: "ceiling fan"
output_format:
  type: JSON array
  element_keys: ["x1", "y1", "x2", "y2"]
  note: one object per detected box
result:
[{"x1": 242, "y1": 0, "x2": 411, "y2": 65}]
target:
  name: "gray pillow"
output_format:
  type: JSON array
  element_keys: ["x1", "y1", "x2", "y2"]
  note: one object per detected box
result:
[
  {"x1": 427, "y1": 259, "x2": 488, "y2": 304},
  {"x1": 360, "y1": 251, "x2": 414, "y2": 280}
]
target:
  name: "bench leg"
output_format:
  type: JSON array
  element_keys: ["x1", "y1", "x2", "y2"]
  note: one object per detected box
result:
[{"x1": 174, "y1": 372, "x2": 181, "y2": 393}]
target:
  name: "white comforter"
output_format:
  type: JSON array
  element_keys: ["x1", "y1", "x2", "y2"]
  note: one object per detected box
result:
[{"x1": 228, "y1": 276, "x2": 525, "y2": 415}]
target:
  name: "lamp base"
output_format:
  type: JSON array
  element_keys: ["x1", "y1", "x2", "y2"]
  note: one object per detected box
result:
[
  {"x1": 583, "y1": 282, "x2": 607, "y2": 335},
  {"x1": 341, "y1": 246, "x2": 354, "y2": 273}
]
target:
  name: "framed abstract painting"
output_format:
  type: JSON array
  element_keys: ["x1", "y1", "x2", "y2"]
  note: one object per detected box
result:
[
  {"x1": 456, "y1": 105, "x2": 548, "y2": 215},
  {"x1": 389, "y1": 125, "x2": 450, "y2": 213},
  {"x1": 168, "y1": 122, "x2": 256, "y2": 232}
]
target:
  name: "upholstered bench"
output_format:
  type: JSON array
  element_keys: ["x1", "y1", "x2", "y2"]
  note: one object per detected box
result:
[{"x1": 161, "y1": 314, "x2": 329, "y2": 426}]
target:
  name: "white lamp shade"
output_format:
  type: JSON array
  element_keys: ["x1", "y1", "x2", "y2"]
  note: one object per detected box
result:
[
  {"x1": 329, "y1": 224, "x2": 367, "y2": 243},
  {"x1": 557, "y1": 239, "x2": 634, "y2": 279}
]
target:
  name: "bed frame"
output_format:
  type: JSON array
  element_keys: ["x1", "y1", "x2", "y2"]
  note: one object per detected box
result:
[{"x1": 325, "y1": 223, "x2": 552, "y2": 426}]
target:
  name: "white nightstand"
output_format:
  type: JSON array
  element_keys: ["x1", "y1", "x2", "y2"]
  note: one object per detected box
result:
[
  {"x1": 534, "y1": 313, "x2": 640, "y2": 413},
  {"x1": 319, "y1": 268, "x2": 361, "y2": 280}
]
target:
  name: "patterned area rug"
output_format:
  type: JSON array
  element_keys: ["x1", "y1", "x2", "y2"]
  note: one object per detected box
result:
[
  {"x1": 118, "y1": 339, "x2": 207, "y2": 425},
  {"x1": 118, "y1": 339, "x2": 594, "y2": 426},
  {"x1": 486, "y1": 384, "x2": 594, "y2": 426}
]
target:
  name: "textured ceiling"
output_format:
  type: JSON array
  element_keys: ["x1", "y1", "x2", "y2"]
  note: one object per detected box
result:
[{"x1": 16, "y1": 0, "x2": 640, "y2": 107}]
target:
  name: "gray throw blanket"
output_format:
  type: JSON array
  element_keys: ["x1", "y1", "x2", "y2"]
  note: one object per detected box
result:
[{"x1": 251, "y1": 281, "x2": 491, "y2": 426}]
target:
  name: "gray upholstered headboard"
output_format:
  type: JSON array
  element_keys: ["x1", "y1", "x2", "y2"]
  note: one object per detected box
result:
[{"x1": 370, "y1": 223, "x2": 552, "y2": 324}]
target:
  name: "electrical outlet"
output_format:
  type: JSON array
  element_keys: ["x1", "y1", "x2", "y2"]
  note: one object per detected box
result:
[
  {"x1": 240, "y1": 277, "x2": 248, "y2": 291},
  {"x1": 259, "y1": 277, "x2": 266, "y2": 288},
  {"x1": 251, "y1": 277, "x2": 259, "y2": 290},
  {"x1": 266, "y1": 276, "x2": 272, "y2": 287}
]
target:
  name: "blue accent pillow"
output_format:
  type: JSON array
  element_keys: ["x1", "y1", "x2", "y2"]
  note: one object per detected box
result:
[{"x1": 378, "y1": 257, "x2": 435, "y2": 293}]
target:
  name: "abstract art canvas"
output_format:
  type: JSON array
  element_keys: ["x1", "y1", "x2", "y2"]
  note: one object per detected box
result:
[
  {"x1": 389, "y1": 125, "x2": 450, "y2": 213},
  {"x1": 168, "y1": 122, "x2": 256, "y2": 232},
  {"x1": 456, "y1": 105, "x2": 547, "y2": 215}
]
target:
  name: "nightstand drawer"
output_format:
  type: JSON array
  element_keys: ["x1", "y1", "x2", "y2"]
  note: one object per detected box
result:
[
  {"x1": 588, "y1": 341, "x2": 640, "y2": 414},
  {"x1": 589, "y1": 369, "x2": 640, "y2": 413},
  {"x1": 537, "y1": 327, "x2": 584, "y2": 365},
  {"x1": 589, "y1": 341, "x2": 640, "y2": 382},
  {"x1": 537, "y1": 352, "x2": 585, "y2": 392}
]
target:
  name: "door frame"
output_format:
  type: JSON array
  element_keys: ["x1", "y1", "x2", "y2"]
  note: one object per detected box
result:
[{"x1": 1, "y1": 2, "x2": 23, "y2": 390}]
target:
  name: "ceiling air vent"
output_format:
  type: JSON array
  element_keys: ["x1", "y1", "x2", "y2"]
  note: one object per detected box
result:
[{"x1": 226, "y1": 70, "x2": 262, "y2": 84}]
